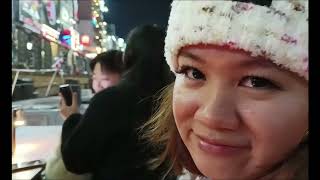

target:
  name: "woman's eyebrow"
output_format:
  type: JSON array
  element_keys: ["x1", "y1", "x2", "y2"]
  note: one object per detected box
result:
[
  {"x1": 179, "y1": 50, "x2": 277, "y2": 70},
  {"x1": 238, "y1": 58, "x2": 276, "y2": 69},
  {"x1": 179, "y1": 51, "x2": 205, "y2": 63}
]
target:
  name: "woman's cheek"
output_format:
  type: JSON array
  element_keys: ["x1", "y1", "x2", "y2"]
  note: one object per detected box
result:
[{"x1": 173, "y1": 86, "x2": 200, "y2": 131}]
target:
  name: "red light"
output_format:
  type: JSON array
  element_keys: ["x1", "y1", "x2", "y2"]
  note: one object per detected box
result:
[
  {"x1": 62, "y1": 29, "x2": 71, "y2": 35},
  {"x1": 80, "y1": 35, "x2": 90, "y2": 46}
]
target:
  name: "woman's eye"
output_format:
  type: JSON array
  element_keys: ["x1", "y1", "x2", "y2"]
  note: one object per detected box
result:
[
  {"x1": 239, "y1": 76, "x2": 280, "y2": 89},
  {"x1": 177, "y1": 66, "x2": 205, "y2": 80}
]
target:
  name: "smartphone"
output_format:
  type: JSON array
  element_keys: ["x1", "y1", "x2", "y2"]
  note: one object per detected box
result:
[{"x1": 59, "y1": 84, "x2": 73, "y2": 106}]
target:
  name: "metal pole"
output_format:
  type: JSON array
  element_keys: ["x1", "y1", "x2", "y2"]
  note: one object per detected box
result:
[
  {"x1": 12, "y1": 108, "x2": 17, "y2": 156},
  {"x1": 45, "y1": 70, "x2": 58, "y2": 97},
  {"x1": 12, "y1": 70, "x2": 20, "y2": 95},
  {"x1": 59, "y1": 70, "x2": 65, "y2": 83}
]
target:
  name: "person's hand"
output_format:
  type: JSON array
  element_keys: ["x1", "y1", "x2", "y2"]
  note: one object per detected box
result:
[{"x1": 59, "y1": 92, "x2": 79, "y2": 121}]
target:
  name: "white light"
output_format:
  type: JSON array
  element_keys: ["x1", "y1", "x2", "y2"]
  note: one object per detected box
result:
[
  {"x1": 103, "y1": 22, "x2": 107, "y2": 26},
  {"x1": 96, "y1": 36, "x2": 99, "y2": 39},
  {"x1": 96, "y1": 25, "x2": 99, "y2": 28},
  {"x1": 85, "y1": 53, "x2": 97, "y2": 59},
  {"x1": 96, "y1": 47, "x2": 101, "y2": 53},
  {"x1": 56, "y1": 19, "x2": 61, "y2": 24},
  {"x1": 41, "y1": 51, "x2": 45, "y2": 56},
  {"x1": 26, "y1": 42, "x2": 33, "y2": 50},
  {"x1": 101, "y1": 6, "x2": 109, "y2": 12},
  {"x1": 118, "y1": 38, "x2": 124, "y2": 47},
  {"x1": 102, "y1": 48, "x2": 107, "y2": 52},
  {"x1": 118, "y1": 38, "x2": 124, "y2": 43},
  {"x1": 103, "y1": 39, "x2": 107, "y2": 42},
  {"x1": 111, "y1": 35, "x2": 116, "y2": 41},
  {"x1": 14, "y1": 120, "x2": 25, "y2": 126},
  {"x1": 103, "y1": 30, "x2": 107, "y2": 34}
]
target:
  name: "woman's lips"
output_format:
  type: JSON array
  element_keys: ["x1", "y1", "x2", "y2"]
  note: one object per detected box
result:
[{"x1": 196, "y1": 135, "x2": 249, "y2": 156}]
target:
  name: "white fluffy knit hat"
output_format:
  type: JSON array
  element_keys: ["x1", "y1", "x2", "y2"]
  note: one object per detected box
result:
[{"x1": 165, "y1": 0, "x2": 308, "y2": 80}]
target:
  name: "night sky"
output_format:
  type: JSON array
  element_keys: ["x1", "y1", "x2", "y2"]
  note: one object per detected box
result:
[{"x1": 103, "y1": 0, "x2": 172, "y2": 39}]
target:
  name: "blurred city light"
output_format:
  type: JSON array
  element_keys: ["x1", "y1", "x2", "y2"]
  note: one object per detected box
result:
[
  {"x1": 26, "y1": 42, "x2": 33, "y2": 50},
  {"x1": 118, "y1": 38, "x2": 124, "y2": 47},
  {"x1": 85, "y1": 53, "x2": 97, "y2": 59},
  {"x1": 111, "y1": 35, "x2": 116, "y2": 41},
  {"x1": 96, "y1": 47, "x2": 102, "y2": 53},
  {"x1": 14, "y1": 120, "x2": 25, "y2": 126}
]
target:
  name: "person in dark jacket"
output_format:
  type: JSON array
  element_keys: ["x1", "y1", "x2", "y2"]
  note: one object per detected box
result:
[
  {"x1": 59, "y1": 50, "x2": 124, "y2": 120},
  {"x1": 44, "y1": 50, "x2": 123, "y2": 180},
  {"x1": 60, "y1": 25, "x2": 175, "y2": 180}
]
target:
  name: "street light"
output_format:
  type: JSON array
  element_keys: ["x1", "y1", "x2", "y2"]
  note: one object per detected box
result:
[{"x1": 12, "y1": 107, "x2": 26, "y2": 156}]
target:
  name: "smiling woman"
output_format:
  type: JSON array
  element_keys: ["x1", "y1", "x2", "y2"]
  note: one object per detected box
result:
[
  {"x1": 173, "y1": 46, "x2": 308, "y2": 180},
  {"x1": 142, "y1": 1, "x2": 308, "y2": 180}
]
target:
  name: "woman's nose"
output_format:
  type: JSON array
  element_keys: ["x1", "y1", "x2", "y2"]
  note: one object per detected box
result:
[{"x1": 194, "y1": 86, "x2": 240, "y2": 131}]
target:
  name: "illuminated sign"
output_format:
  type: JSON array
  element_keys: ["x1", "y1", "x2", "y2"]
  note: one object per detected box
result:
[
  {"x1": 19, "y1": 0, "x2": 42, "y2": 33},
  {"x1": 59, "y1": 29, "x2": 71, "y2": 46},
  {"x1": 70, "y1": 28, "x2": 80, "y2": 51},
  {"x1": 41, "y1": 24, "x2": 59, "y2": 42},
  {"x1": 80, "y1": 35, "x2": 91, "y2": 46},
  {"x1": 44, "y1": 0, "x2": 57, "y2": 26}
]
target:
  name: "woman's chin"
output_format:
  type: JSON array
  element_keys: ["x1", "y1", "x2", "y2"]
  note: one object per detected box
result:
[{"x1": 191, "y1": 154, "x2": 255, "y2": 180}]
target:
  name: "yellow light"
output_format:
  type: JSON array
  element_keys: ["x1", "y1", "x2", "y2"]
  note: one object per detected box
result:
[
  {"x1": 81, "y1": 35, "x2": 90, "y2": 44},
  {"x1": 14, "y1": 120, "x2": 25, "y2": 126},
  {"x1": 96, "y1": 47, "x2": 102, "y2": 53}
]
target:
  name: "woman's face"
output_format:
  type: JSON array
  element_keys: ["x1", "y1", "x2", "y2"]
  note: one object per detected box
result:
[
  {"x1": 92, "y1": 62, "x2": 121, "y2": 93},
  {"x1": 172, "y1": 46, "x2": 308, "y2": 179}
]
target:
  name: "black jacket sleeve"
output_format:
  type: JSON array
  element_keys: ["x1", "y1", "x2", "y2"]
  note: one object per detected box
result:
[
  {"x1": 61, "y1": 113, "x2": 82, "y2": 141},
  {"x1": 61, "y1": 87, "x2": 136, "y2": 174}
]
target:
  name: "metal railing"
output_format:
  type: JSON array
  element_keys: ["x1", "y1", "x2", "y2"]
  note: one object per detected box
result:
[{"x1": 12, "y1": 68, "x2": 64, "y2": 97}]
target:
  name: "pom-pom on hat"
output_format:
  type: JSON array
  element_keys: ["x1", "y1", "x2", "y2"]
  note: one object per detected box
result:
[{"x1": 165, "y1": 0, "x2": 308, "y2": 80}]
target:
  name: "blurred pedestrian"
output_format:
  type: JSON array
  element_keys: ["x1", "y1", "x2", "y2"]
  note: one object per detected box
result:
[
  {"x1": 44, "y1": 50, "x2": 123, "y2": 180},
  {"x1": 60, "y1": 25, "x2": 175, "y2": 180}
]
